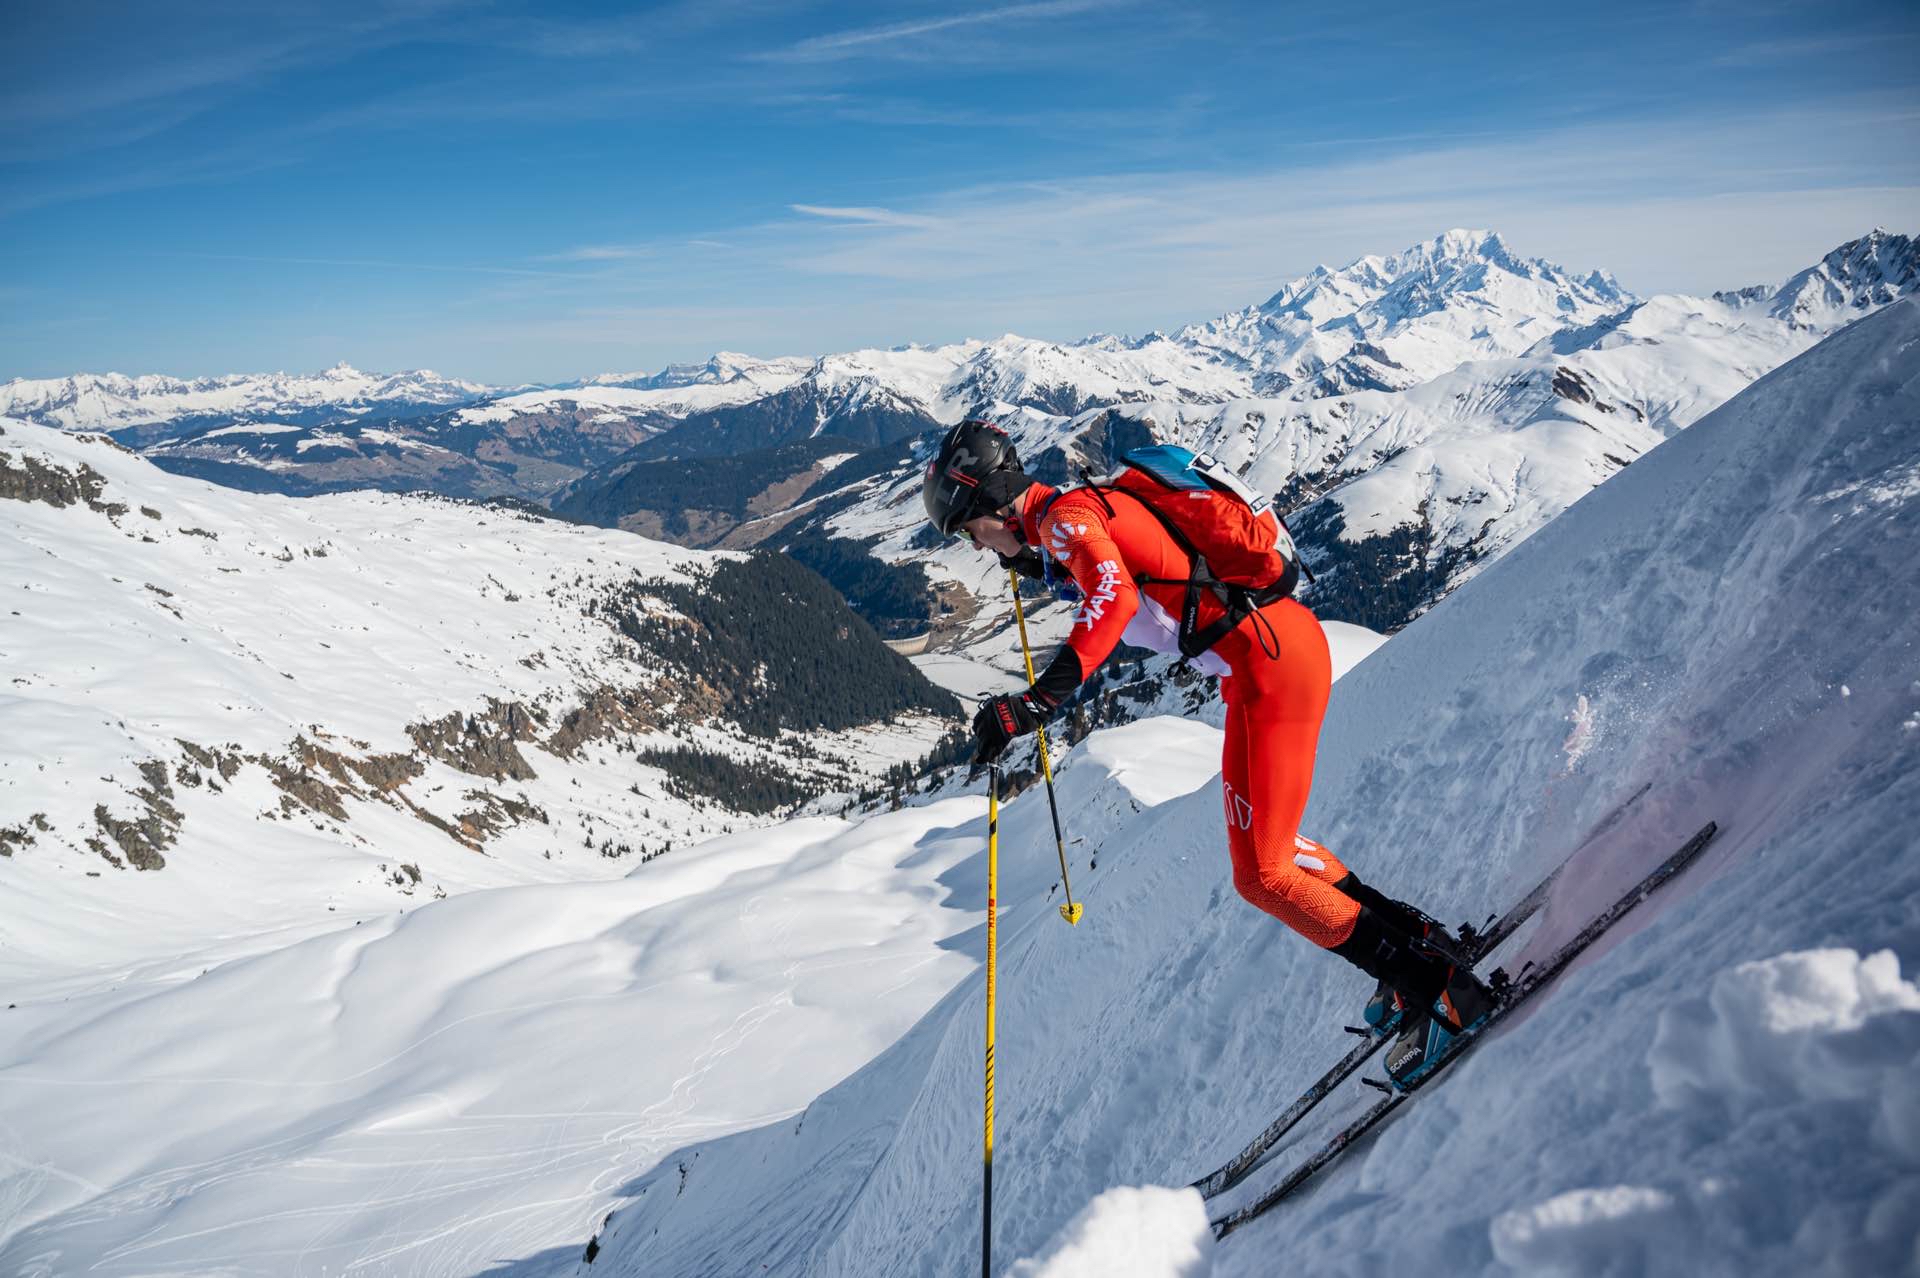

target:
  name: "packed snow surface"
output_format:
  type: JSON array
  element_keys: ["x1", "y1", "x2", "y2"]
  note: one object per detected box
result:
[{"x1": 578, "y1": 300, "x2": 1920, "y2": 1276}]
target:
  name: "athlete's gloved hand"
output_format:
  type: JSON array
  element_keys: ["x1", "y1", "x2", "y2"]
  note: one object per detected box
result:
[
  {"x1": 972, "y1": 688, "x2": 1048, "y2": 765},
  {"x1": 997, "y1": 548, "x2": 1045, "y2": 581}
]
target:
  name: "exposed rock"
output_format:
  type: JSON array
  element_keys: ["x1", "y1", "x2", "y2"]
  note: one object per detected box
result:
[
  {"x1": 176, "y1": 738, "x2": 244, "y2": 782},
  {"x1": 0, "y1": 450, "x2": 111, "y2": 510},
  {"x1": 395, "y1": 794, "x2": 481, "y2": 851},
  {"x1": 453, "y1": 790, "x2": 549, "y2": 842},
  {"x1": 1550, "y1": 366, "x2": 1613, "y2": 412},
  {"x1": 255, "y1": 734, "x2": 427, "y2": 821},
  {"x1": 91, "y1": 761, "x2": 182, "y2": 870},
  {"x1": 408, "y1": 698, "x2": 539, "y2": 780},
  {"x1": 344, "y1": 748, "x2": 424, "y2": 793},
  {"x1": 0, "y1": 814, "x2": 48, "y2": 857},
  {"x1": 257, "y1": 751, "x2": 350, "y2": 821},
  {"x1": 545, "y1": 685, "x2": 661, "y2": 757}
]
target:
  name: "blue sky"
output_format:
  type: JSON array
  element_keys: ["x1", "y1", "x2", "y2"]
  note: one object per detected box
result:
[{"x1": 4, "y1": 0, "x2": 1918, "y2": 384}]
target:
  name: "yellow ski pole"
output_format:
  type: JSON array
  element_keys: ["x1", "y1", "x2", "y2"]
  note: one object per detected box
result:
[
  {"x1": 1009, "y1": 570, "x2": 1083, "y2": 925},
  {"x1": 982, "y1": 762, "x2": 998, "y2": 1278}
]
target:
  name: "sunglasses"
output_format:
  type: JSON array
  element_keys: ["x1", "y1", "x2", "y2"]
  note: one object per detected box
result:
[{"x1": 958, "y1": 514, "x2": 1018, "y2": 544}]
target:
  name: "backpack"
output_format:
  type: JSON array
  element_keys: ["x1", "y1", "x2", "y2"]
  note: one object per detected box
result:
[{"x1": 1066, "y1": 444, "x2": 1311, "y2": 660}]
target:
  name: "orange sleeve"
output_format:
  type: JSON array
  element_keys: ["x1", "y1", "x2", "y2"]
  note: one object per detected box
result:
[{"x1": 1038, "y1": 495, "x2": 1140, "y2": 684}]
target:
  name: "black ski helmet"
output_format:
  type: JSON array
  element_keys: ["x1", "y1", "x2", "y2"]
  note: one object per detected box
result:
[{"x1": 922, "y1": 420, "x2": 1031, "y2": 536}]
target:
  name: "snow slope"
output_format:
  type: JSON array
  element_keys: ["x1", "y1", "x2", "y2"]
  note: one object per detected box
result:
[
  {"x1": 0, "y1": 421, "x2": 948, "y2": 987},
  {"x1": 0, "y1": 421, "x2": 964, "y2": 1274},
  {"x1": 577, "y1": 300, "x2": 1920, "y2": 1276},
  {"x1": 0, "y1": 804, "x2": 986, "y2": 1277}
]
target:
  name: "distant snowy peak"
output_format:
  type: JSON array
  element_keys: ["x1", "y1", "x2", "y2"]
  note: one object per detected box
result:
[
  {"x1": 0, "y1": 364, "x2": 495, "y2": 435},
  {"x1": 1178, "y1": 228, "x2": 1636, "y2": 397},
  {"x1": 1252, "y1": 228, "x2": 1630, "y2": 318},
  {"x1": 1748, "y1": 229, "x2": 1918, "y2": 329},
  {"x1": 571, "y1": 351, "x2": 813, "y2": 392}
]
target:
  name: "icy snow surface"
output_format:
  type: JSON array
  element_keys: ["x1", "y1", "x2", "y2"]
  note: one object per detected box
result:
[{"x1": 579, "y1": 299, "x2": 1920, "y2": 1277}]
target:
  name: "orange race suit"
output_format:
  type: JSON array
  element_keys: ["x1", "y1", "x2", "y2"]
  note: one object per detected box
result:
[{"x1": 1017, "y1": 480, "x2": 1361, "y2": 949}]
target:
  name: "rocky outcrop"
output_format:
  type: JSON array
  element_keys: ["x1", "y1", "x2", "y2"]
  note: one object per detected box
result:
[
  {"x1": 545, "y1": 686, "x2": 661, "y2": 757},
  {"x1": 407, "y1": 699, "x2": 540, "y2": 781},
  {"x1": 87, "y1": 761, "x2": 182, "y2": 870},
  {"x1": 0, "y1": 449, "x2": 118, "y2": 514},
  {"x1": 0, "y1": 813, "x2": 51, "y2": 857}
]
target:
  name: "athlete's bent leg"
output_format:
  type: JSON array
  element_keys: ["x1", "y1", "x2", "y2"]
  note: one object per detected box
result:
[{"x1": 1221, "y1": 676, "x2": 1359, "y2": 948}]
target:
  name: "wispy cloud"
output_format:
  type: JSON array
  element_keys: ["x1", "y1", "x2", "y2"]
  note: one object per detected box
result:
[
  {"x1": 790, "y1": 204, "x2": 946, "y2": 229},
  {"x1": 538, "y1": 245, "x2": 653, "y2": 262},
  {"x1": 594, "y1": 99, "x2": 1920, "y2": 324},
  {"x1": 1711, "y1": 31, "x2": 1911, "y2": 67},
  {"x1": 757, "y1": 0, "x2": 1127, "y2": 63}
]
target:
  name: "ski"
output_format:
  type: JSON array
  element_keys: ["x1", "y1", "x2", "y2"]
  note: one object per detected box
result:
[
  {"x1": 1189, "y1": 855, "x2": 1564, "y2": 1201},
  {"x1": 1209, "y1": 820, "x2": 1719, "y2": 1240}
]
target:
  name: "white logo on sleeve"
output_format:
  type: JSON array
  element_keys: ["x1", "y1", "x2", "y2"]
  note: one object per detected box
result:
[{"x1": 1073, "y1": 559, "x2": 1123, "y2": 630}]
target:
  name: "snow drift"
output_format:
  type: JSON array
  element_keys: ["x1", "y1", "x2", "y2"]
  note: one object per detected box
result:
[{"x1": 579, "y1": 299, "x2": 1920, "y2": 1276}]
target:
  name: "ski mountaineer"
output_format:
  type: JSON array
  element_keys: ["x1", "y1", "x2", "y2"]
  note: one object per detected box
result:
[{"x1": 921, "y1": 419, "x2": 1496, "y2": 1086}]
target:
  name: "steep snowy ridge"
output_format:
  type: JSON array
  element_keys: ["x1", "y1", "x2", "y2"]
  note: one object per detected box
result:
[
  {"x1": 579, "y1": 300, "x2": 1920, "y2": 1277},
  {"x1": 1720, "y1": 227, "x2": 1919, "y2": 330}
]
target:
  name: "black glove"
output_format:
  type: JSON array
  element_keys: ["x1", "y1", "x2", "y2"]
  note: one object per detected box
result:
[
  {"x1": 972, "y1": 688, "x2": 1049, "y2": 765},
  {"x1": 998, "y1": 548, "x2": 1046, "y2": 581}
]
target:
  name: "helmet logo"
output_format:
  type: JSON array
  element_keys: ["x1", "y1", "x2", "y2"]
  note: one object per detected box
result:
[{"x1": 944, "y1": 442, "x2": 984, "y2": 485}]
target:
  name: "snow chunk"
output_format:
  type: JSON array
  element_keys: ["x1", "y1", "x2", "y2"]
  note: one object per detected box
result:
[
  {"x1": 1647, "y1": 948, "x2": 1920, "y2": 1111},
  {"x1": 1490, "y1": 1184, "x2": 1686, "y2": 1277},
  {"x1": 1009, "y1": 1185, "x2": 1212, "y2": 1278}
]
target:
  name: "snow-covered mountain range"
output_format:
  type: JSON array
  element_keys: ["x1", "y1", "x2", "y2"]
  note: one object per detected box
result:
[
  {"x1": 707, "y1": 227, "x2": 1920, "y2": 639},
  {"x1": 0, "y1": 363, "x2": 495, "y2": 442},
  {"x1": 14, "y1": 234, "x2": 1913, "y2": 632}
]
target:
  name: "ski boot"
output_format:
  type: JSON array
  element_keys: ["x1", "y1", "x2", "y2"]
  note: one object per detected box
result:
[
  {"x1": 1383, "y1": 964, "x2": 1499, "y2": 1090},
  {"x1": 1362, "y1": 977, "x2": 1407, "y2": 1037},
  {"x1": 1334, "y1": 905, "x2": 1449, "y2": 1037},
  {"x1": 1337, "y1": 875, "x2": 1468, "y2": 1036}
]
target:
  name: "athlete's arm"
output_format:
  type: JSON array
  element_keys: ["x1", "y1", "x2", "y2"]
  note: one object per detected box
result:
[{"x1": 1029, "y1": 500, "x2": 1139, "y2": 708}]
